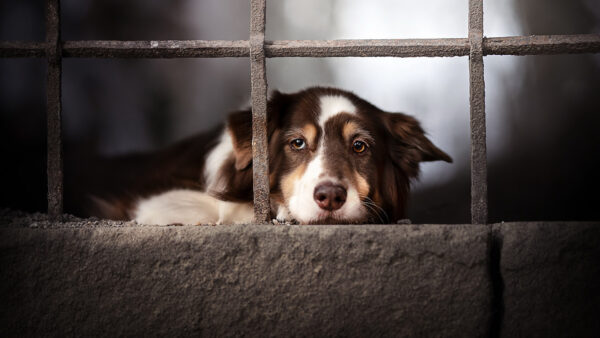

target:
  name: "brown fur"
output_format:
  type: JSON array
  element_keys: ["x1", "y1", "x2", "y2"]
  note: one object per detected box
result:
[{"x1": 66, "y1": 86, "x2": 451, "y2": 223}]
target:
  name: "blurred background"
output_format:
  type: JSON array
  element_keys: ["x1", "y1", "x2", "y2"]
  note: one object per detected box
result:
[{"x1": 1, "y1": 0, "x2": 599, "y2": 223}]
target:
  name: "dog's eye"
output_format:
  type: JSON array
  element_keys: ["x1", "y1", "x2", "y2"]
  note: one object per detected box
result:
[
  {"x1": 352, "y1": 140, "x2": 367, "y2": 153},
  {"x1": 290, "y1": 138, "x2": 306, "y2": 150}
]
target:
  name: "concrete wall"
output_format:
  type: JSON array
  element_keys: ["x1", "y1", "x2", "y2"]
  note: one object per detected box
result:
[
  {"x1": 0, "y1": 211, "x2": 598, "y2": 336},
  {"x1": 498, "y1": 222, "x2": 600, "y2": 337}
]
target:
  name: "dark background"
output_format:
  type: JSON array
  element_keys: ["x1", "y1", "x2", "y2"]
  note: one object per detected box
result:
[{"x1": 1, "y1": 0, "x2": 599, "y2": 223}]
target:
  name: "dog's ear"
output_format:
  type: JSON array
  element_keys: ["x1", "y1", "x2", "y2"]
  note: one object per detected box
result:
[
  {"x1": 376, "y1": 111, "x2": 452, "y2": 221},
  {"x1": 227, "y1": 109, "x2": 253, "y2": 170},
  {"x1": 383, "y1": 112, "x2": 452, "y2": 178},
  {"x1": 226, "y1": 90, "x2": 296, "y2": 171}
]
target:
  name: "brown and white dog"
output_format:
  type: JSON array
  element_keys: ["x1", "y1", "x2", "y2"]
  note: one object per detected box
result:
[{"x1": 70, "y1": 87, "x2": 452, "y2": 225}]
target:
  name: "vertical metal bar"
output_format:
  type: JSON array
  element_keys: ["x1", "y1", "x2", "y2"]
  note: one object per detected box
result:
[
  {"x1": 250, "y1": 0, "x2": 270, "y2": 223},
  {"x1": 46, "y1": 0, "x2": 63, "y2": 220},
  {"x1": 468, "y1": 0, "x2": 488, "y2": 224}
]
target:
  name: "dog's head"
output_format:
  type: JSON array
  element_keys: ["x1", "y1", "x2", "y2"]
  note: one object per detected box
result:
[{"x1": 225, "y1": 87, "x2": 452, "y2": 224}]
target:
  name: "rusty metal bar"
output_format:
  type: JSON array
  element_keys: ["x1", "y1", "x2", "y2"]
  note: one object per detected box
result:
[
  {"x1": 469, "y1": 0, "x2": 487, "y2": 224},
  {"x1": 46, "y1": 0, "x2": 63, "y2": 220},
  {"x1": 250, "y1": 0, "x2": 270, "y2": 224},
  {"x1": 63, "y1": 40, "x2": 250, "y2": 58},
  {"x1": 3, "y1": 35, "x2": 600, "y2": 58},
  {"x1": 484, "y1": 34, "x2": 600, "y2": 55},
  {"x1": 266, "y1": 39, "x2": 470, "y2": 57},
  {"x1": 0, "y1": 41, "x2": 46, "y2": 57}
]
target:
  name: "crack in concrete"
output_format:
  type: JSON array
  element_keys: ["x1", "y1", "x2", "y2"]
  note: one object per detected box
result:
[{"x1": 488, "y1": 226, "x2": 505, "y2": 338}]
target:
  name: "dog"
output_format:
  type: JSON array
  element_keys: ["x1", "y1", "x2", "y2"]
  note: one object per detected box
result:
[{"x1": 68, "y1": 87, "x2": 452, "y2": 225}]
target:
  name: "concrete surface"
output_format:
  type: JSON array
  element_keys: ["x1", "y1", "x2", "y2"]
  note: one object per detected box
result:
[
  {"x1": 498, "y1": 222, "x2": 600, "y2": 337},
  {"x1": 0, "y1": 210, "x2": 599, "y2": 336}
]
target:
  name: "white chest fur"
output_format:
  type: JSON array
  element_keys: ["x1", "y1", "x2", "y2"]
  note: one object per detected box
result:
[{"x1": 133, "y1": 189, "x2": 254, "y2": 225}]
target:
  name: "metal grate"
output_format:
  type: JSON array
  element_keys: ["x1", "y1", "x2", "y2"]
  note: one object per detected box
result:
[{"x1": 1, "y1": 0, "x2": 599, "y2": 224}]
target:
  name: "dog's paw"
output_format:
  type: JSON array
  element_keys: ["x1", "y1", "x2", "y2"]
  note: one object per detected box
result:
[
  {"x1": 274, "y1": 205, "x2": 292, "y2": 223},
  {"x1": 272, "y1": 218, "x2": 297, "y2": 225}
]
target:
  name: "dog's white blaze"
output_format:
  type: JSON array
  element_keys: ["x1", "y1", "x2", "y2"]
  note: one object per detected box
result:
[
  {"x1": 134, "y1": 189, "x2": 253, "y2": 225},
  {"x1": 287, "y1": 148, "x2": 365, "y2": 222},
  {"x1": 204, "y1": 129, "x2": 233, "y2": 193},
  {"x1": 286, "y1": 95, "x2": 365, "y2": 222},
  {"x1": 318, "y1": 95, "x2": 357, "y2": 128},
  {"x1": 288, "y1": 151, "x2": 327, "y2": 222}
]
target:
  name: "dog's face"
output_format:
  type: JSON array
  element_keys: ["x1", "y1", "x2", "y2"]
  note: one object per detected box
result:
[{"x1": 226, "y1": 87, "x2": 452, "y2": 224}]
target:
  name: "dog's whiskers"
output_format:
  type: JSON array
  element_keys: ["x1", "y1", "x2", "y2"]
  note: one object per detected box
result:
[
  {"x1": 361, "y1": 196, "x2": 388, "y2": 224},
  {"x1": 362, "y1": 203, "x2": 385, "y2": 224}
]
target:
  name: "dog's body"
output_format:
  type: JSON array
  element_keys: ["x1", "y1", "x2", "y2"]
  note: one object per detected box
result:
[{"x1": 68, "y1": 87, "x2": 451, "y2": 224}]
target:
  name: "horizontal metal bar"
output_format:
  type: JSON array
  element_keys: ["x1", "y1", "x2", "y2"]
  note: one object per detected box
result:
[
  {"x1": 63, "y1": 40, "x2": 250, "y2": 58},
  {"x1": 2, "y1": 35, "x2": 599, "y2": 58},
  {"x1": 0, "y1": 41, "x2": 250, "y2": 58},
  {"x1": 265, "y1": 39, "x2": 470, "y2": 57},
  {"x1": 484, "y1": 34, "x2": 600, "y2": 56},
  {"x1": 0, "y1": 39, "x2": 470, "y2": 58},
  {"x1": 0, "y1": 41, "x2": 46, "y2": 57}
]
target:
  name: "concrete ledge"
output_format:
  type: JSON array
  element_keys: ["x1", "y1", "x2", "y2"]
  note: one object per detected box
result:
[
  {"x1": 499, "y1": 222, "x2": 600, "y2": 337},
  {"x1": 3, "y1": 211, "x2": 599, "y2": 337},
  {"x1": 0, "y1": 215, "x2": 491, "y2": 337}
]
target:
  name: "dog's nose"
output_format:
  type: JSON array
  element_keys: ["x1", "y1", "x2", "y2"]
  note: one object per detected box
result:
[{"x1": 313, "y1": 182, "x2": 347, "y2": 211}]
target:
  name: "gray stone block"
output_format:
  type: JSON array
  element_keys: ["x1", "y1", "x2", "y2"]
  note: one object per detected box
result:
[
  {"x1": 499, "y1": 222, "x2": 600, "y2": 337},
  {"x1": 0, "y1": 221, "x2": 491, "y2": 337}
]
